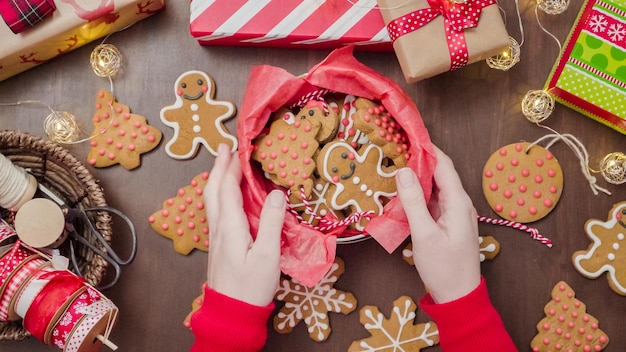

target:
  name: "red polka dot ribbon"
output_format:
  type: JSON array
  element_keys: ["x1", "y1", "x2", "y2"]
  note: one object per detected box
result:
[
  {"x1": 386, "y1": 0, "x2": 497, "y2": 70},
  {"x1": 0, "y1": 0, "x2": 56, "y2": 34}
]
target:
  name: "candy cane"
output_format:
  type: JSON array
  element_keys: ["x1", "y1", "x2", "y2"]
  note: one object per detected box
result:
[{"x1": 477, "y1": 215, "x2": 553, "y2": 248}]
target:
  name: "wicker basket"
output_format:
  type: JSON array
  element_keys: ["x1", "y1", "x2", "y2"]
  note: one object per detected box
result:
[{"x1": 0, "y1": 130, "x2": 112, "y2": 341}]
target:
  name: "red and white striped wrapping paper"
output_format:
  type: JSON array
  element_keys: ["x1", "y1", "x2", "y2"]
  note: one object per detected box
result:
[{"x1": 189, "y1": 0, "x2": 393, "y2": 51}]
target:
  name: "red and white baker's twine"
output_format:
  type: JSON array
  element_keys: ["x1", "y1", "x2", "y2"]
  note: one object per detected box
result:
[
  {"x1": 478, "y1": 215, "x2": 553, "y2": 248},
  {"x1": 285, "y1": 187, "x2": 374, "y2": 233},
  {"x1": 289, "y1": 88, "x2": 332, "y2": 115}
]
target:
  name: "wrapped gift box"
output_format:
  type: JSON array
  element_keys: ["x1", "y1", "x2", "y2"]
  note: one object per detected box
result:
[
  {"x1": 189, "y1": 0, "x2": 392, "y2": 51},
  {"x1": 0, "y1": 0, "x2": 165, "y2": 81},
  {"x1": 377, "y1": 0, "x2": 509, "y2": 83},
  {"x1": 545, "y1": 0, "x2": 626, "y2": 135}
]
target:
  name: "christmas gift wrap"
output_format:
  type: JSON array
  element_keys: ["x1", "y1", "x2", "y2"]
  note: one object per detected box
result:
[
  {"x1": 0, "y1": 0, "x2": 165, "y2": 81},
  {"x1": 377, "y1": 0, "x2": 509, "y2": 83},
  {"x1": 545, "y1": 0, "x2": 626, "y2": 135},
  {"x1": 189, "y1": 0, "x2": 393, "y2": 51}
]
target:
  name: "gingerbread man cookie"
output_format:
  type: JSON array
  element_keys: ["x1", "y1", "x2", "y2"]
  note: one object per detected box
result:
[
  {"x1": 87, "y1": 89, "x2": 162, "y2": 169},
  {"x1": 317, "y1": 141, "x2": 397, "y2": 229},
  {"x1": 572, "y1": 201, "x2": 626, "y2": 296},
  {"x1": 160, "y1": 70, "x2": 237, "y2": 159},
  {"x1": 251, "y1": 102, "x2": 330, "y2": 198},
  {"x1": 352, "y1": 97, "x2": 410, "y2": 168},
  {"x1": 482, "y1": 142, "x2": 563, "y2": 223}
]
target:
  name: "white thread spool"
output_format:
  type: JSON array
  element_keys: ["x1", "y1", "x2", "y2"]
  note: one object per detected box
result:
[
  {"x1": 0, "y1": 153, "x2": 38, "y2": 211},
  {"x1": 14, "y1": 198, "x2": 67, "y2": 248}
]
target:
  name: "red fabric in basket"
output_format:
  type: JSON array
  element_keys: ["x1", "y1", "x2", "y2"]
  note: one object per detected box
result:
[{"x1": 237, "y1": 46, "x2": 436, "y2": 287}]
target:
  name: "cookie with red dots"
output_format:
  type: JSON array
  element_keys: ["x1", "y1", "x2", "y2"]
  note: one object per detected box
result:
[
  {"x1": 87, "y1": 89, "x2": 162, "y2": 169},
  {"x1": 251, "y1": 102, "x2": 331, "y2": 198},
  {"x1": 530, "y1": 281, "x2": 609, "y2": 351},
  {"x1": 572, "y1": 201, "x2": 626, "y2": 296},
  {"x1": 352, "y1": 98, "x2": 410, "y2": 168},
  {"x1": 183, "y1": 282, "x2": 207, "y2": 329},
  {"x1": 148, "y1": 172, "x2": 210, "y2": 255},
  {"x1": 482, "y1": 142, "x2": 563, "y2": 223},
  {"x1": 326, "y1": 94, "x2": 370, "y2": 148}
]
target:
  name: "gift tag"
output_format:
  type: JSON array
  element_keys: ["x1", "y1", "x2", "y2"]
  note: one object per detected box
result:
[{"x1": 482, "y1": 142, "x2": 563, "y2": 223}]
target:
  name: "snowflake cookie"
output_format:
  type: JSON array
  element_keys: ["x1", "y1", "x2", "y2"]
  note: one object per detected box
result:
[
  {"x1": 530, "y1": 281, "x2": 609, "y2": 351},
  {"x1": 348, "y1": 295, "x2": 439, "y2": 352},
  {"x1": 572, "y1": 201, "x2": 626, "y2": 296},
  {"x1": 273, "y1": 257, "x2": 357, "y2": 342}
]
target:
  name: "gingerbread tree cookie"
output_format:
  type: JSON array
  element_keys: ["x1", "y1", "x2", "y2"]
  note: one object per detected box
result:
[
  {"x1": 352, "y1": 97, "x2": 409, "y2": 168},
  {"x1": 87, "y1": 89, "x2": 162, "y2": 169},
  {"x1": 273, "y1": 257, "x2": 357, "y2": 342},
  {"x1": 183, "y1": 282, "x2": 207, "y2": 329},
  {"x1": 148, "y1": 172, "x2": 210, "y2": 255},
  {"x1": 161, "y1": 70, "x2": 238, "y2": 159},
  {"x1": 530, "y1": 281, "x2": 609, "y2": 351},
  {"x1": 348, "y1": 296, "x2": 439, "y2": 351},
  {"x1": 573, "y1": 201, "x2": 626, "y2": 296},
  {"x1": 252, "y1": 102, "x2": 330, "y2": 198}
]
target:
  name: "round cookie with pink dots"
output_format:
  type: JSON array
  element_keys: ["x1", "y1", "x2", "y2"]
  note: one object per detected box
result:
[{"x1": 482, "y1": 142, "x2": 563, "y2": 223}]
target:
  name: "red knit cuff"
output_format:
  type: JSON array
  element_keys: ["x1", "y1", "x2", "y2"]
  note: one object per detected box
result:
[
  {"x1": 419, "y1": 277, "x2": 517, "y2": 352},
  {"x1": 190, "y1": 287, "x2": 274, "y2": 352}
]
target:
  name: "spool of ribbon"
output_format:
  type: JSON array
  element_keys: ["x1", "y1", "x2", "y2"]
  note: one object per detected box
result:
[
  {"x1": 0, "y1": 153, "x2": 38, "y2": 211},
  {"x1": 22, "y1": 270, "x2": 85, "y2": 341},
  {"x1": 386, "y1": 0, "x2": 496, "y2": 70},
  {"x1": 0, "y1": 0, "x2": 56, "y2": 34},
  {"x1": 14, "y1": 198, "x2": 67, "y2": 248},
  {"x1": 0, "y1": 256, "x2": 44, "y2": 322}
]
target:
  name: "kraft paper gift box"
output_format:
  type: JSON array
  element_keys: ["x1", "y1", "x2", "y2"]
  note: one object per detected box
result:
[
  {"x1": 377, "y1": 0, "x2": 509, "y2": 83},
  {"x1": 189, "y1": 0, "x2": 393, "y2": 51},
  {"x1": 0, "y1": 0, "x2": 165, "y2": 81},
  {"x1": 545, "y1": 0, "x2": 626, "y2": 135}
]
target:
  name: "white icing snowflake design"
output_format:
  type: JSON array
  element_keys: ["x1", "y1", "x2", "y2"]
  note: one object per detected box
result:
[
  {"x1": 589, "y1": 14, "x2": 608, "y2": 32},
  {"x1": 348, "y1": 296, "x2": 439, "y2": 351},
  {"x1": 273, "y1": 258, "x2": 357, "y2": 342},
  {"x1": 607, "y1": 22, "x2": 625, "y2": 42}
]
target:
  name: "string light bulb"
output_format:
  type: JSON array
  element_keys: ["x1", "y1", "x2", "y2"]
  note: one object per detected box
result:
[
  {"x1": 90, "y1": 43, "x2": 122, "y2": 78},
  {"x1": 521, "y1": 90, "x2": 555, "y2": 123},
  {"x1": 537, "y1": 0, "x2": 570, "y2": 15},
  {"x1": 599, "y1": 152, "x2": 626, "y2": 185},
  {"x1": 43, "y1": 110, "x2": 81, "y2": 144},
  {"x1": 486, "y1": 36, "x2": 521, "y2": 70}
]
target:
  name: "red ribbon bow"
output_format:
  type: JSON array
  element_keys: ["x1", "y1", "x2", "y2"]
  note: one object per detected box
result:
[{"x1": 386, "y1": 0, "x2": 496, "y2": 70}]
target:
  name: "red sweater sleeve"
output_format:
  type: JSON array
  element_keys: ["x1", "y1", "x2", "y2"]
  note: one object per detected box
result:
[
  {"x1": 419, "y1": 277, "x2": 517, "y2": 352},
  {"x1": 189, "y1": 287, "x2": 273, "y2": 352}
]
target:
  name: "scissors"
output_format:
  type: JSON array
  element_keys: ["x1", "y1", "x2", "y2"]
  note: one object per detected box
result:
[{"x1": 37, "y1": 183, "x2": 137, "y2": 290}]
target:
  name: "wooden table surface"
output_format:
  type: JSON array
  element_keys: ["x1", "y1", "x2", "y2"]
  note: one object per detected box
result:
[{"x1": 1, "y1": 0, "x2": 625, "y2": 351}]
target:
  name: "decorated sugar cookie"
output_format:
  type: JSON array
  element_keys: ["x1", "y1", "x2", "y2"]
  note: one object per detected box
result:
[
  {"x1": 273, "y1": 257, "x2": 357, "y2": 342},
  {"x1": 160, "y1": 70, "x2": 237, "y2": 159},
  {"x1": 348, "y1": 296, "x2": 439, "y2": 351},
  {"x1": 482, "y1": 142, "x2": 563, "y2": 223},
  {"x1": 287, "y1": 178, "x2": 344, "y2": 226},
  {"x1": 87, "y1": 89, "x2": 162, "y2": 169},
  {"x1": 148, "y1": 172, "x2": 210, "y2": 254},
  {"x1": 530, "y1": 281, "x2": 609, "y2": 351},
  {"x1": 352, "y1": 97, "x2": 410, "y2": 168},
  {"x1": 326, "y1": 94, "x2": 369, "y2": 147},
  {"x1": 251, "y1": 102, "x2": 332, "y2": 198},
  {"x1": 317, "y1": 141, "x2": 397, "y2": 230},
  {"x1": 572, "y1": 201, "x2": 626, "y2": 296}
]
